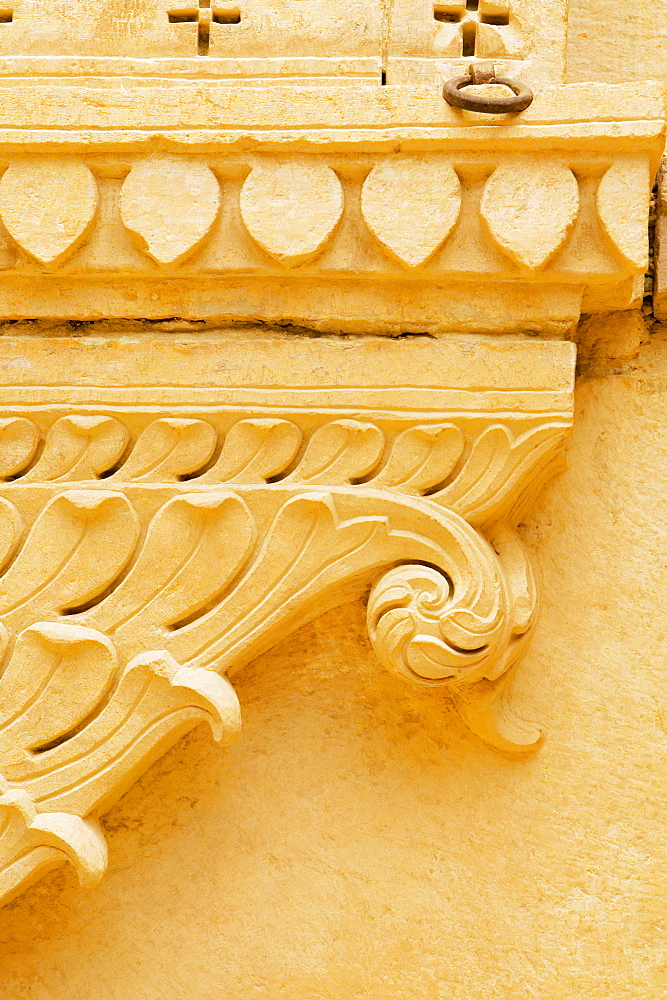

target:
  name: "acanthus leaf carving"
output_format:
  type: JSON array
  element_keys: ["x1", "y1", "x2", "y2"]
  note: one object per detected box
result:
[{"x1": 0, "y1": 336, "x2": 575, "y2": 906}]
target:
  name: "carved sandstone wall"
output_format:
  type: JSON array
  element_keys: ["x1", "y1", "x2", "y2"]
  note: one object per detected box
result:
[
  {"x1": 0, "y1": 320, "x2": 664, "y2": 999},
  {"x1": 0, "y1": 321, "x2": 664, "y2": 996},
  {"x1": 0, "y1": 1, "x2": 665, "y2": 997}
]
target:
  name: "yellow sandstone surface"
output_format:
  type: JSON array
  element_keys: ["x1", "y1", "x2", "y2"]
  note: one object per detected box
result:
[
  {"x1": 0, "y1": 0, "x2": 664, "y2": 996},
  {"x1": 0, "y1": 323, "x2": 664, "y2": 998}
]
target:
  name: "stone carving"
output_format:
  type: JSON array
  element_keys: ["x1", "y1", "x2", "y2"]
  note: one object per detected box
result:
[
  {"x1": 240, "y1": 161, "x2": 344, "y2": 267},
  {"x1": 430, "y1": 0, "x2": 526, "y2": 61},
  {"x1": 0, "y1": 334, "x2": 575, "y2": 907},
  {"x1": 0, "y1": 0, "x2": 382, "y2": 80},
  {"x1": 0, "y1": 132, "x2": 657, "y2": 330},
  {"x1": 596, "y1": 157, "x2": 651, "y2": 272},
  {"x1": 119, "y1": 157, "x2": 221, "y2": 266},
  {"x1": 361, "y1": 157, "x2": 462, "y2": 268},
  {"x1": 387, "y1": 0, "x2": 567, "y2": 88},
  {"x1": 480, "y1": 159, "x2": 580, "y2": 271},
  {"x1": 0, "y1": 158, "x2": 98, "y2": 266}
]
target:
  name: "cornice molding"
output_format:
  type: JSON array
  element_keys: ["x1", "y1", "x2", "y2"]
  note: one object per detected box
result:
[
  {"x1": 0, "y1": 82, "x2": 658, "y2": 331},
  {"x1": 0, "y1": 334, "x2": 575, "y2": 906}
]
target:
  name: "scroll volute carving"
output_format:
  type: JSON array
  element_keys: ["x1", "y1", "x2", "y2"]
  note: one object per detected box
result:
[{"x1": 0, "y1": 337, "x2": 575, "y2": 907}]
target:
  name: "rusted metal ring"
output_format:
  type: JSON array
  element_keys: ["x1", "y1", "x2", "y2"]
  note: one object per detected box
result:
[{"x1": 443, "y1": 73, "x2": 534, "y2": 115}]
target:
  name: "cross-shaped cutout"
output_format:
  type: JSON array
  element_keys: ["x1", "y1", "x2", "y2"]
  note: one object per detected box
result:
[
  {"x1": 434, "y1": 0, "x2": 510, "y2": 57},
  {"x1": 168, "y1": 0, "x2": 241, "y2": 56}
]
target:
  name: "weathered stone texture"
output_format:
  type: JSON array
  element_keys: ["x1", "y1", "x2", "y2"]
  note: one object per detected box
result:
[{"x1": 568, "y1": 1, "x2": 667, "y2": 84}]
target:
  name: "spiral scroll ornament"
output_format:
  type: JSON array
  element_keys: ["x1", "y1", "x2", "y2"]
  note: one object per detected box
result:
[{"x1": 367, "y1": 561, "x2": 512, "y2": 687}]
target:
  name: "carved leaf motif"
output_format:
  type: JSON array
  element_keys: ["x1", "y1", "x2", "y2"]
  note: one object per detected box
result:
[
  {"x1": 240, "y1": 162, "x2": 344, "y2": 267},
  {"x1": 596, "y1": 157, "x2": 651, "y2": 270},
  {"x1": 0, "y1": 397, "x2": 574, "y2": 906},
  {"x1": 480, "y1": 160, "x2": 580, "y2": 271},
  {"x1": 25, "y1": 812, "x2": 108, "y2": 888},
  {"x1": 0, "y1": 497, "x2": 21, "y2": 574},
  {"x1": 371, "y1": 424, "x2": 465, "y2": 494},
  {"x1": 15, "y1": 650, "x2": 241, "y2": 814},
  {"x1": 167, "y1": 490, "x2": 509, "y2": 681},
  {"x1": 114, "y1": 418, "x2": 217, "y2": 481},
  {"x1": 21, "y1": 416, "x2": 129, "y2": 482},
  {"x1": 0, "y1": 159, "x2": 98, "y2": 266},
  {"x1": 361, "y1": 158, "x2": 461, "y2": 268},
  {"x1": 0, "y1": 490, "x2": 140, "y2": 629},
  {"x1": 0, "y1": 624, "x2": 118, "y2": 765},
  {"x1": 287, "y1": 420, "x2": 385, "y2": 484},
  {"x1": 168, "y1": 491, "x2": 391, "y2": 670},
  {"x1": 201, "y1": 419, "x2": 302, "y2": 484},
  {"x1": 83, "y1": 491, "x2": 256, "y2": 653},
  {"x1": 0, "y1": 785, "x2": 108, "y2": 902},
  {"x1": 120, "y1": 157, "x2": 221, "y2": 266},
  {"x1": 0, "y1": 418, "x2": 39, "y2": 480},
  {"x1": 433, "y1": 422, "x2": 568, "y2": 526},
  {"x1": 0, "y1": 645, "x2": 241, "y2": 900}
]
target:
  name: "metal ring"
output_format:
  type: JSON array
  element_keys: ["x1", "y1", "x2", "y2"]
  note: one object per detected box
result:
[{"x1": 442, "y1": 74, "x2": 534, "y2": 115}]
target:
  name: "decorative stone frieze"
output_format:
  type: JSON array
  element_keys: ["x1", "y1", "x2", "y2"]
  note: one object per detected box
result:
[
  {"x1": 0, "y1": 81, "x2": 659, "y2": 331},
  {"x1": 0, "y1": 334, "x2": 575, "y2": 906},
  {"x1": 0, "y1": 0, "x2": 563, "y2": 87}
]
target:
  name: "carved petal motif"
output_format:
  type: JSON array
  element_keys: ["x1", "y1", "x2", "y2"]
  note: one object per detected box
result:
[
  {"x1": 240, "y1": 161, "x2": 344, "y2": 267},
  {"x1": 115, "y1": 418, "x2": 217, "y2": 481},
  {"x1": 0, "y1": 159, "x2": 98, "y2": 265},
  {"x1": 596, "y1": 157, "x2": 651, "y2": 271},
  {"x1": 0, "y1": 624, "x2": 118, "y2": 763},
  {"x1": 0, "y1": 418, "x2": 39, "y2": 480},
  {"x1": 21, "y1": 416, "x2": 129, "y2": 482},
  {"x1": 372, "y1": 424, "x2": 465, "y2": 494},
  {"x1": 361, "y1": 157, "x2": 461, "y2": 267},
  {"x1": 287, "y1": 420, "x2": 385, "y2": 484},
  {"x1": 201, "y1": 419, "x2": 302, "y2": 484},
  {"x1": 481, "y1": 159, "x2": 580, "y2": 271},
  {"x1": 120, "y1": 158, "x2": 221, "y2": 266}
]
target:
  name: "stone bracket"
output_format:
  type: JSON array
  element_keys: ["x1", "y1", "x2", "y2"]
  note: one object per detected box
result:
[{"x1": 0, "y1": 333, "x2": 575, "y2": 906}]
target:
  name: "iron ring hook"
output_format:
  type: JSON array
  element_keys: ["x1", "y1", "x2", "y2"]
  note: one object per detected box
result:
[{"x1": 443, "y1": 67, "x2": 533, "y2": 115}]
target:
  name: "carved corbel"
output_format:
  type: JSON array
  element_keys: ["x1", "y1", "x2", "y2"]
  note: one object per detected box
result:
[{"x1": 0, "y1": 334, "x2": 575, "y2": 906}]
